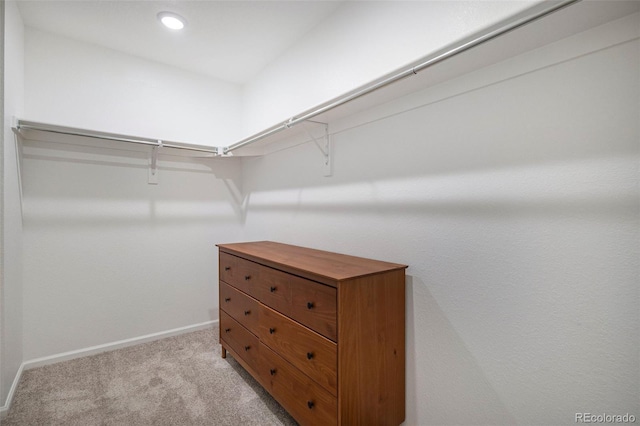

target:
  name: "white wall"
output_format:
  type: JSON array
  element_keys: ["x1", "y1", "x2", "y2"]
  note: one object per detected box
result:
[
  {"x1": 21, "y1": 146, "x2": 244, "y2": 360},
  {"x1": 1, "y1": 0, "x2": 4, "y2": 407},
  {"x1": 241, "y1": 0, "x2": 539, "y2": 136},
  {"x1": 21, "y1": 29, "x2": 245, "y2": 360},
  {"x1": 1, "y1": 0, "x2": 24, "y2": 411},
  {"x1": 25, "y1": 28, "x2": 242, "y2": 147},
  {"x1": 240, "y1": 13, "x2": 639, "y2": 425}
]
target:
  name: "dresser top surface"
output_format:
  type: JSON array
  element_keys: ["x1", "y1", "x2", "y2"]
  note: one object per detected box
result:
[{"x1": 217, "y1": 241, "x2": 407, "y2": 285}]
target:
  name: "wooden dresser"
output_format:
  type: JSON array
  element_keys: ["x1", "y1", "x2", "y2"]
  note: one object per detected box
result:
[{"x1": 217, "y1": 241, "x2": 407, "y2": 426}]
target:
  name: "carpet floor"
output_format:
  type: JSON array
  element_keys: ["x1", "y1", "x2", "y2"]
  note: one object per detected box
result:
[{"x1": 3, "y1": 327, "x2": 297, "y2": 426}]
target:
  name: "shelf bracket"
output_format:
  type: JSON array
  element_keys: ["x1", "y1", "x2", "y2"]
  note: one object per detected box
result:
[
  {"x1": 303, "y1": 120, "x2": 332, "y2": 177},
  {"x1": 12, "y1": 116, "x2": 25, "y2": 220},
  {"x1": 148, "y1": 141, "x2": 162, "y2": 184}
]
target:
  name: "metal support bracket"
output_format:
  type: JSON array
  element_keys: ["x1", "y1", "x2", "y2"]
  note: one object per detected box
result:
[
  {"x1": 148, "y1": 140, "x2": 162, "y2": 184},
  {"x1": 12, "y1": 116, "x2": 25, "y2": 219},
  {"x1": 303, "y1": 120, "x2": 332, "y2": 177}
]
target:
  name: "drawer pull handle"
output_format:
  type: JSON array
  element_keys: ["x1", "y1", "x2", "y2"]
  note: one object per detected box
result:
[
  {"x1": 270, "y1": 368, "x2": 276, "y2": 376},
  {"x1": 307, "y1": 302, "x2": 314, "y2": 309},
  {"x1": 244, "y1": 345, "x2": 251, "y2": 351},
  {"x1": 307, "y1": 401, "x2": 314, "y2": 409},
  {"x1": 244, "y1": 310, "x2": 251, "y2": 316},
  {"x1": 224, "y1": 298, "x2": 230, "y2": 302},
  {"x1": 224, "y1": 328, "x2": 230, "y2": 333},
  {"x1": 224, "y1": 266, "x2": 230, "y2": 271},
  {"x1": 306, "y1": 352, "x2": 314, "y2": 360},
  {"x1": 269, "y1": 328, "x2": 275, "y2": 334},
  {"x1": 270, "y1": 286, "x2": 276, "y2": 292},
  {"x1": 244, "y1": 275, "x2": 251, "y2": 281}
]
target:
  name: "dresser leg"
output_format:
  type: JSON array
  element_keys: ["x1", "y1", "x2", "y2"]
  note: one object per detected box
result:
[{"x1": 221, "y1": 346, "x2": 227, "y2": 359}]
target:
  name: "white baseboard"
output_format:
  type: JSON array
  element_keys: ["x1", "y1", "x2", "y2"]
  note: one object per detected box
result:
[
  {"x1": 24, "y1": 320, "x2": 219, "y2": 370},
  {"x1": 0, "y1": 362, "x2": 25, "y2": 419},
  {"x1": 0, "y1": 320, "x2": 218, "y2": 418}
]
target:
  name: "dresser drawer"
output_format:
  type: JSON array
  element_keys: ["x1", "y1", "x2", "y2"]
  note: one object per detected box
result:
[
  {"x1": 259, "y1": 304, "x2": 337, "y2": 396},
  {"x1": 219, "y1": 252, "x2": 260, "y2": 298},
  {"x1": 220, "y1": 310, "x2": 260, "y2": 370},
  {"x1": 260, "y1": 343, "x2": 337, "y2": 426},
  {"x1": 220, "y1": 281, "x2": 259, "y2": 336},
  {"x1": 255, "y1": 266, "x2": 337, "y2": 341}
]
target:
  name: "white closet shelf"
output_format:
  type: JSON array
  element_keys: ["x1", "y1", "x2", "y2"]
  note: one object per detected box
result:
[
  {"x1": 223, "y1": 0, "x2": 638, "y2": 157},
  {"x1": 13, "y1": 1, "x2": 638, "y2": 161},
  {"x1": 14, "y1": 120, "x2": 221, "y2": 158}
]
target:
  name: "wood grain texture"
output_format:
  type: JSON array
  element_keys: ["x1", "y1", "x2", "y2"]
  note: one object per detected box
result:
[
  {"x1": 218, "y1": 241, "x2": 406, "y2": 286},
  {"x1": 254, "y1": 266, "x2": 337, "y2": 341},
  {"x1": 219, "y1": 252, "x2": 261, "y2": 298},
  {"x1": 220, "y1": 281, "x2": 260, "y2": 336},
  {"x1": 260, "y1": 343, "x2": 337, "y2": 426},
  {"x1": 220, "y1": 311, "x2": 261, "y2": 372},
  {"x1": 221, "y1": 342, "x2": 268, "y2": 391},
  {"x1": 337, "y1": 270, "x2": 406, "y2": 426},
  {"x1": 259, "y1": 304, "x2": 337, "y2": 396}
]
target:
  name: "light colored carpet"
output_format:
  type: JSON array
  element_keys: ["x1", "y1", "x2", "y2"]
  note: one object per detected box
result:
[{"x1": 3, "y1": 327, "x2": 297, "y2": 426}]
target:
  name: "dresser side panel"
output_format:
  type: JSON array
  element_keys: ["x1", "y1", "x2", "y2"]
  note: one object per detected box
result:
[{"x1": 337, "y1": 270, "x2": 406, "y2": 426}]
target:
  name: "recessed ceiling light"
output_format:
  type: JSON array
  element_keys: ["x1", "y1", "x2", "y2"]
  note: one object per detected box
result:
[{"x1": 158, "y1": 12, "x2": 186, "y2": 30}]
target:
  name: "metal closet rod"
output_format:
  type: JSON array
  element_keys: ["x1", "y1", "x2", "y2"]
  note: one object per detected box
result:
[
  {"x1": 15, "y1": 121, "x2": 220, "y2": 155},
  {"x1": 15, "y1": 0, "x2": 578, "y2": 156},
  {"x1": 224, "y1": 0, "x2": 579, "y2": 154}
]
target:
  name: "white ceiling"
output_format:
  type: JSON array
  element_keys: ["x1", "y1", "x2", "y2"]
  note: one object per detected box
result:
[{"x1": 17, "y1": 0, "x2": 345, "y2": 84}]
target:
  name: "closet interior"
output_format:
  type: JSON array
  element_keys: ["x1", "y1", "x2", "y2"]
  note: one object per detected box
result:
[{"x1": 2, "y1": 0, "x2": 638, "y2": 424}]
